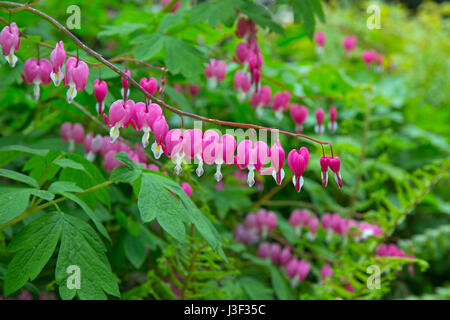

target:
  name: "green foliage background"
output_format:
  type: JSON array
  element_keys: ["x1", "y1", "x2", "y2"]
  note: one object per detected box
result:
[{"x1": 0, "y1": 0, "x2": 448, "y2": 300}]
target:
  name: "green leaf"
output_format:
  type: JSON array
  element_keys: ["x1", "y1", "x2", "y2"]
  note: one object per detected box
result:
[
  {"x1": 28, "y1": 189, "x2": 55, "y2": 201},
  {"x1": 58, "y1": 154, "x2": 110, "y2": 208},
  {"x1": 239, "y1": 276, "x2": 274, "y2": 300},
  {"x1": 164, "y1": 37, "x2": 204, "y2": 82},
  {"x1": 0, "y1": 145, "x2": 48, "y2": 167},
  {"x1": 310, "y1": 0, "x2": 325, "y2": 23},
  {"x1": 125, "y1": 233, "x2": 147, "y2": 269},
  {"x1": 56, "y1": 214, "x2": 120, "y2": 300},
  {"x1": 158, "y1": 11, "x2": 186, "y2": 33},
  {"x1": 235, "y1": 0, "x2": 284, "y2": 35},
  {"x1": 60, "y1": 192, "x2": 110, "y2": 241},
  {"x1": 48, "y1": 181, "x2": 84, "y2": 194},
  {"x1": 190, "y1": 0, "x2": 237, "y2": 28},
  {"x1": 138, "y1": 173, "x2": 186, "y2": 242},
  {"x1": 293, "y1": 0, "x2": 316, "y2": 39},
  {"x1": 54, "y1": 158, "x2": 85, "y2": 171},
  {"x1": 98, "y1": 23, "x2": 146, "y2": 37},
  {"x1": 110, "y1": 166, "x2": 141, "y2": 183},
  {"x1": 153, "y1": 174, "x2": 220, "y2": 249},
  {"x1": 4, "y1": 212, "x2": 62, "y2": 296},
  {"x1": 134, "y1": 34, "x2": 165, "y2": 61},
  {"x1": 0, "y1": 187, "x2": 31, "y2": 225},
  {"x1": 270, "y1": 266, "x2": 294, "y2": 300},
  {"x1": 0, "y1": 168, "x2": 39, "y2": 188}
]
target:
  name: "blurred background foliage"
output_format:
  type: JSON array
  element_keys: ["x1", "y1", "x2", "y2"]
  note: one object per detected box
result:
[{"x1": 0, "y1": 0, "x2": 449, "y2": 300}]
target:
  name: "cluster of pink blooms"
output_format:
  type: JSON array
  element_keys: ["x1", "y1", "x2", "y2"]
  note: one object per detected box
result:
[
  {"x1": 0, "y1": 22, "x2": 20, "y2": 67},
  {"x1": 290, "y1": 105, "x2": 338, "y2": 135},
  {"x1": 60, "y1": 122, "x2": 194, "y2": 198},
  {"x1": 173, "y1": 83, "x2": 200, "y2": 97},
  {"x1": 204, "y1": 58, "x2": 227, "y2": 90},
  {"x1": 376, "y1": 244, "x2": 415, "y2": 275},
  {"x1": 234, "y1": 17, "x2": 263, "y2": 100},
  {"x1": 258, "y1": 242, "x2": 311, "y2": 288},
  {"x1": 289, "y1": 209, "x2": 319, "y2": 241},
  {"x1": 362, "y1": 49, "x2": 384, "y2": 70},
  {"x1": 233, "y1": 209, "x2": 277, "y2": 245},
  {"x1": 0, "y1": 23, "x2": 90, "y2": 103},
  {"x1": 321, "y1": 213, "x2": 383, "y2": 242}
]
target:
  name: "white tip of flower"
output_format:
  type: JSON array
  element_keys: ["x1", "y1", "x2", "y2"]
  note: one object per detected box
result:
[
  {"x1": 174, "y1": 164, "x2": 182, "y2": 175},
  {"x1": 314, "y1": 124, "x2": 324, "y2": 135},
  {"x1": 5, "y1": 52, "x2": 17, "y2": 67},
  {"x1": 109, "y1": 126, "x2": 120, "y2": 143},
  {"x1": 214, "y1": 164, "x2": 223, "y2": 182},
  {"x1": 256, "y1": 106, "x2": 263, "y2": 119},
  {"x1": 238, "y1": 91, "x2": 246, "y2": 103},
  {"x1": 66, "y1": 84, "x2": 77, "y2": 104},
  {"x1": 51, "y1": 70, "x2": 64, "y2": 87},
  {"x1": 307, "y1": 232, "x2": 316, "y2": 242},
  {"x1": 334, "y1": 172, "x2": 342, "y2": 188},
  {"x1": 151, "y1": 141, "x2": 163, "y2": 159},
  {"x1": 292, "y1": 175, "x2": 304, "y2": 192},
  {"x1": 272, "y1": 168, "x2": 285, "y2": 185},
  {"x1": 86, "y1": 152, "x2": 95, "y2": 162},
  {"x1": 321, "y1": 171, "x2": 328, "y2": 187},
  {"x1": 33, "y1": 83, "x2": 41, "y2": 101},
  {"x1": 247, "y1": 168, "x2": 255, "y2": 187},
  {"x1": 196, "y1": 163, "x2": 204, "y2": 177},
  {"x1": 208, "y1": 78, "x2": 217, "y2": 91},
  {"x1": 141, "y1": 130, "x2": 150, "y2": 148},
  {"x1": 275, "y1": 109, "x2": 283, "y2": 121},
  {"x1": 328, "y1": 121, "x2": 337, "y2": 133}
]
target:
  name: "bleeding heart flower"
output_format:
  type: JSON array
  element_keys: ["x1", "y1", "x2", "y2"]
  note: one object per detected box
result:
[
  {"x1": 342, "y1": 36, "x2": 357, "y2": 52},
  {"x1": 150, "y1": 115, "x2": 168, "y2": 160},
  {"x1": 140, "y1": 77, "x2": 158, "y2": 104},
  {"x1": 236, "y1": 140, "x2": 269, "y2": 187},
  {"x1": 182, "y1": 129, "x2": 204, "y2": 177},
  {"x1": 272, "y1": 91, "x2": 290, "y2": 120},
  {"x1": 132, "y1": 102, "x2": 163, "y2": 148},
  {"x1": 1, "y1": 22, "x2": 21, "y2": 67},
  {"x1": 362, "y1": 50, "x2": 376, "y2": 65},
  {"x1": 329, "y1": 156, "x2": 343, "y2": 188},
  {"x1": 287, "y1": 147, "x2": 309, "y2": 192},
  {"x1": 21, "y1": 58, "x2": 52, "y2": 100},
  {"x1": 205, "y1": 59, "x2": 227, "y2": 90},
  {"x1": 297, "y1": 259, "x2": 310, "y2": 282},
  {"x1": 103, "y1": 99, "x2": 134, "y2": 143},
  {"x1": 251, "y1": 85, "x2": 271, "y2": 118},
  {"x1": 121, "y1": 69, "x2": 131, "y2": 99},
  {"x1": 314, "y1": 31, "x2": 326, "y2": 47},
  {"x1": 233, "y1": 70, "x2": 251, "y2": 102},
  {"x1": 50, "y1": 41, "x2": 66, "y2": 86},
  {"x1": 315, "y1": 108, "x2": 325, "y2": 135},
  {"x1": 329, "y1": 105, "x2": 338, "y2": 133},
  {"x1": 64, "y1": 57, "x2": 89, "y2": 103},
  {"x1": 235, "y1": 42, "x2": 248, "y2": 63},
  {"x1": 290, "y1": 105, "x2": 308, "y2": 133},
  {"x1": 269, "y1": 140, "x2": 285, "y2": 185},
  {"x1": 320, "y1": 156, "x2": 330, "y2": 187},
  {"x1": 94, "y1": 79, "x2": 108, "y2": 115},
  {"x1": 321, "y1": 263, "x2": 334, "y2": 283},
  {"x1": 181, "y1": 182, "x2": 193, "y2": 198},
  {"x1": 84, "y1": 132, "x2": 103, "y2": 161}
]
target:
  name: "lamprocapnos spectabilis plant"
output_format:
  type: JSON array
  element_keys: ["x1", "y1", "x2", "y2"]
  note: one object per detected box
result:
[{"x1": 0, "y1": 0, "x2": 446, "y2": 301}]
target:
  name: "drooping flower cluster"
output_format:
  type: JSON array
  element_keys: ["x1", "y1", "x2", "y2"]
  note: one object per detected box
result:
[
  {"x1": 234, "y1": 17, "x2": 263, "y2": 91},
  {"x1": 60, "y1": 122, "x2": 85, "y2": 152},
  {"x1": 376, "y1": 244, "x2": 415, "y2": 275},
  {"x1": 0, "y1": 22, "x2": 21, "y2": 67},
  {"x1": 233, "y1": 209, "x2": 277, "y2": 244},
  {"x1": 362, "y1": 49, "x2": 384, "y2": 71},
  {"x1": 288, "y1": 209, "x2": 319, "y2": 241},
  {"x1": 319, "y1": 156, "x2": 343, "y2": 188},
  {"x1": 321, "y1": 213, "x2": 383, "y2": 242},
  {"x1": 258, "y1": 242, "x2": 311, "y2": 288},
  {"x1": 21, "y1": 58, "x2": 52, "y2": 100},
  {"x1": 204, "y1": 59, "x2": 227, "y2": 90}
]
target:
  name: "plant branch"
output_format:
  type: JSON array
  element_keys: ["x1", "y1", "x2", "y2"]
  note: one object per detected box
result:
[
  {"x1": 0, "y1": 180, "x2": 114, "y2": 231},
  {"x1": 0, "y1": 1, "x2": 335, "y2": 155}
]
